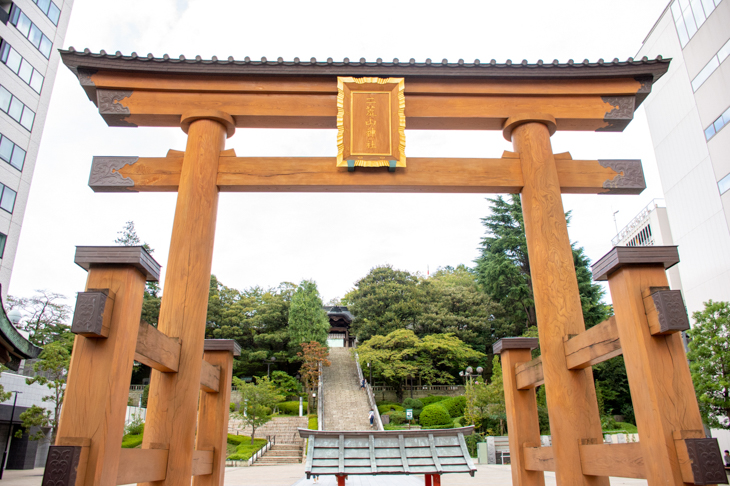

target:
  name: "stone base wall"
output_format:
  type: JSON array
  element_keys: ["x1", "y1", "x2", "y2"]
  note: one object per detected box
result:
[{"x1": 372, "y1": 386, "x2": 465, "y2": 403}]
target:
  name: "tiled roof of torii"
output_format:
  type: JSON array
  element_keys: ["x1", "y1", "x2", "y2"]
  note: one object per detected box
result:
[{"x1": 60, "y1": 48, "x2": 671, "y2": 83}]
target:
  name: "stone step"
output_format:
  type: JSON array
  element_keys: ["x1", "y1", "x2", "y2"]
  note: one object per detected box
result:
[{"x1": 254, "y1": 458, "x2": 302, "y2": 465}]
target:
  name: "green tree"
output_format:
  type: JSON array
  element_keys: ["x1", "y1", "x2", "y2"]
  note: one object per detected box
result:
[
  {"x1": 270, "y1": 370, "x2": 302, "y2": 398},
  {"x1": 297, "y1": 341, "x2": 331, "y2": 412},
  {"x1": 232, "y1": 376, "x2": 284, "y2": 444},
  {"x1": 115, "y1": 220, "x2": 161, "y2": 325},
  {"x1": 474, "y1": 195, "x2": 611, "y2": 336},
  {"x1": 16, "y1": 341, "x2": 70, "y2": 441},
  {"x1": 288, "y1": 280, "x2": 329, "y2": 348},
  {"x1": 687, "y1": 300, "x2": 730, "y2": 428},
  {"x1": 345, "y1": 266, "x2": 423, "y2": 342},
  {"x1": 7, "y1": 290, "x2": 72, "y2": 346}
]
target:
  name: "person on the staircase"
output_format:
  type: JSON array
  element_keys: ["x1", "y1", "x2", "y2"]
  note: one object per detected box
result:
[
  {"x1": 360, "y1": 378, "x2": 366, "y2": 390},
  {"x1": 369, "y1": 409, "x2": 375, "y2": 428}
]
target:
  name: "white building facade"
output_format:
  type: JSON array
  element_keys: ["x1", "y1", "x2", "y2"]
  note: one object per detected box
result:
[
  {"x1": 0, "y1": 0, "x2": 73, "y2": 298},
  {"x1": 637, "y1": 0, "x2": 730, "y2": 316}
]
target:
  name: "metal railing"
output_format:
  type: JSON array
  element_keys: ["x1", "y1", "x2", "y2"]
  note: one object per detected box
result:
[
  {"x1": 317, "y1": 361, "x2": 324, "y2": 431},
  {"x1": 372, "y1": 385, "x2": 464, "y2": 392},
  {"x1": 248, "y1": 435, "x2": 276, "y2": 466},
  {"x1": 611, "y1": 198, "x2": 665, "y2": 246},
  {"x1": 354, "y1": 352, "x2": 384, "y2": 431},
  {"x1": 129, "y1": 385, "x2": 146, "y2": 391}
]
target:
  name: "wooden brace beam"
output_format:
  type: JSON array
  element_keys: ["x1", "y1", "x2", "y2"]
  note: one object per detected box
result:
[
  {"x1": 515, "y1": 356, "x2": 544, "y2": 390},
  {"x1": 192, "y1": 449, "x2": 215, "y2": 476},
  {"x1": 564, "y1": 316, "x2": 622, "y2": 370},
  {"x1": 88, "y1": 152, "x2": 645, "y2": 195},
  {"x1": 116, "y1": 447, "x2": 168, "y2": 484},
  {"x1": 523, "y1": 445, "x2": 555, "y2": 472},
  {"x1": 200, "y1": 360, "x2": 221, "y2": 393},
  {"x1": 134, "y1": 320, "x2": 181, "y2": 373},
  {"x1": 579, "y1": 442, "x2": 645, "y2": 479}
]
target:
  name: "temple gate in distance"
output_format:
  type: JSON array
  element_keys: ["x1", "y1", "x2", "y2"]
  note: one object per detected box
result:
[{"x1": 44, "y1": 48, "x2": 728, "y2": 486}]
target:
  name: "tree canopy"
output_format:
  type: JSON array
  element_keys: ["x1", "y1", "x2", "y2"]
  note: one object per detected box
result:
[{"x1": 288, "y1": 280, "x2": 329, "y2": 348}]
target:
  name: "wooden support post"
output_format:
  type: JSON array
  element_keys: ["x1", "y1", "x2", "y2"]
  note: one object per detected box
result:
[
  {"x1": 507, "y1": 114, "x2": 607, "y2": 486},
  {"x1": 515, "y1": 356, "x2": 544, "y2": 390},
  {"x1": 53, "y1": 247, "x2": 159, "y2": 486},
  {"x1": 193, "y1": 340, "x2": 239, "y2": 486},
  {"x1": 432, "y1": 474, "x2": 441, "y2": 486},
  {"x1": 336, "y1": 475, "x2": 346, "y2": 486},
  {"x1": 425, "y1": 474, "x2": 433, "y2": 486},
  {"x1": 593, "y1": 246, "x2": 721, "y2": 486},
  {"x1": 141, "y1": 111, "x2": 233, "y2": 486},
  {"x1": 494, "y1": 338, "x2": 545, "y2": 486},
  {"x1": 564, "y1": 316, "x2": 622, "y2": 370}
]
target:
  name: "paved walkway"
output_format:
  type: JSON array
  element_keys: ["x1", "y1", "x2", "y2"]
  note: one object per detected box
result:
[
  {"x1": 322, "y1": 348, "x2": 372, "y2": 430},
  {"x1": 0, "y1": 464, "x2": 651, "y2": 485}
]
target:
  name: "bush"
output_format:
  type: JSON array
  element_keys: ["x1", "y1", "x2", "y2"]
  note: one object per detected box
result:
[
  {"x1": 452, "y1": 416, "x2": 464, "y2": 428},
  {"x1": 125, "y1": 418, "x2": 145, "y2": 436},
  {"x1": 226, "y1": 434, "x2": 268, "y2": 461},
  {"x1": 230, "y1": 402, "x2": 237, "y2": 413},
  {"x1": 419, "y1": 404, "x2": 452, "y2": 428},
  {"x1": 121, "y1": 434, "x2": 143, "y2": 448},
  {"x1": 277, "y1": 401, "x2": 307, "y2": 415},
  {"x1": 421, "y1": 423, "x2": 454, "y2": 429},
  {"x1": 378, "y1": 403, "x2": 404, "y2": 415},
  {"x1": 440, "y1": 396, "x2": 466, "y2": 418},
  {"x1": 308, "y1": 414, "x2": 318, "y2": 430},
  {"x1": 420, "y1": 395, "x2": 449, "y2": 406},
  {"x1": 403, "y1": 398, "x2": 423, "y2": 409},
  {"x1": 388, "y1": 411, "x2": 407, "y2": 425},
  {"x1": 141, "y1": 385, "x2": 149, "y2": 408},
  {"x1": 464, "y1": 433, "x2": 484, "y2": 458}
]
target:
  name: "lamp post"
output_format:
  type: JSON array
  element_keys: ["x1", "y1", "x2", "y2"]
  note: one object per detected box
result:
[
  {"x1": 459, "y1": 366, "x2": 484, "y2": 384},
  {"x1": 262, "y1": 357, "x2": 276, "y2": 378},
  {"x1": 0, "y1": 391, "x2": 22, "y2": 479}
]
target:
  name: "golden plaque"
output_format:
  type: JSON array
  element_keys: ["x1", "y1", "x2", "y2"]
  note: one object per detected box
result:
[{"x1": 336, "y1": 77, "x2": 405, "y2": 171}]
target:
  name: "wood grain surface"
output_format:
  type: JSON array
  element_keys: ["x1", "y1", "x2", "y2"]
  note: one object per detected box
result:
[
  {"x1": 579, "y1": 442, "x2": 645, "y2": 479},
  {"x1": 607, "y1": 265, "x2": 706, "y2": 486},
  {"x1": 140, "y1": 117, "x2": 226, "y2": 486},
  {"x1": 500, "y1": 348, "x2": 545, "y2": 486},
  {"x1": 523, "y1": 446, "x2": 554, "y2": 472},
  {"x1": 134, "y1": 320, "x2": 181, "y2": 373},
  {"x1": 512, "y1": 121, "x2": 607, "y2": 486},
  {"x1": 564, "y1": 317, "x2": 622, "y2": 370},
  {"x1": 116, "y1": 448, "x2": 168, "y2": 484},
  {"x1": 199, "y1": 360, "x2": 221, "y2": 394},
  {"x1": 515, "y1": 356, "x2": 545, "y2": 390},
  {"x1": 56, "y1": 266, "x2": 146, "y2": 486},
  {"x1": 193, "y1": 350, "x2": 234, "y2": 486}
]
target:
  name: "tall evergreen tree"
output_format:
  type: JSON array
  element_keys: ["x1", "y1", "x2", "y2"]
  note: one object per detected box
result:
[{"x1": 288, "y1": 280, "x2": 329, "y2": 348}]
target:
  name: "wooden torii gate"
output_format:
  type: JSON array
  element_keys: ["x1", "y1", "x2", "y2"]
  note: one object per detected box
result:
[{"x1": 47, "y1": 49, "x2": 722, "y2": 486}]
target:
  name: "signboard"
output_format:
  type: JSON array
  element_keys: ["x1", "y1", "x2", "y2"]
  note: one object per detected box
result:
[
  {"x1": 406, "y1": 409, "x2": 413, "y2": 420},
  {"x1": 336, "y1": 77, "x2": 406, "y2": 171}
]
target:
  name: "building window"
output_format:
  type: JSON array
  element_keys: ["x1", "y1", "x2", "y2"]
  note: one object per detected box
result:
[
  {"x1": 705, "y1": 106, "x2": 730, "y2": 141},
  {"x1": 0, "y1": 85, "x2": 35, "y2": 130},
  {"x1": 0, "y1": 232, "x2": 6, "y2": 258},
  {"x1": 0, "y1": 41, "x2": 44, "y2": 94},
  {"x1": 9, "y1": 6, "x2": 52, "y2": 59},
  {"x1": 0, "y1": 132, "x2": 25, "y2": 171},
  {"x1": 0, "y1": 183, "x2": 16, "y2": 213},
  {"x1": 32, "y1": 0, "x2": 61, "y2": 26},
  {"x1": 719, "y1": 173, "x2": 730, "y2": 195},
  {"x1": 691, "y1": 38, "x2": 730, "y2": 92},
  {"x1": 671, "y1": 0, "x2": 723, "y2": 48},
  {"x1": 627, "y1": 224, "x2": 654, "y2": 247}
]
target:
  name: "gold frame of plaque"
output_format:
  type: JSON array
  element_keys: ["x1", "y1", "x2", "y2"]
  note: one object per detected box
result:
[{"x1": 336, "y1": 77, "x2": 405, "y2": 171}]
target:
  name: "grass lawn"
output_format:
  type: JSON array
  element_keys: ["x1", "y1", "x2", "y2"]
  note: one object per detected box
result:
[
  {"x1": 121, "y1": 433, "x2": 143, "y2": 448},
  {"x1": 308, "y1": 414, "x2": 318, "y2": 430},
  {"x1": 227, "y1": 434, "x2": 268, "y2": 461},
  {"x1": 604, "y1": 422, "x2": 638, "y2": 434}
]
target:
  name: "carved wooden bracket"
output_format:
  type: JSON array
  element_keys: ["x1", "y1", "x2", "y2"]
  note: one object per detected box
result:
[
  {"x1": 71, "y1": 289, "x2": 115, "y2": 338},
  {"x1": 642, "y1": 287, "x2": 690, "y2": 335},
  {"x1": 42, "y1": 438, "x2": 90, "y2": 486},
  {"x1": 674, "y1": 432, "x2": 729, "y2": 485}
]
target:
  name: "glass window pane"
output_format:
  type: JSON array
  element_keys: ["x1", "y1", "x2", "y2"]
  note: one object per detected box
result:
[
  {"x1": 692, "y1": 56, "x2": 719, "y2": 91},
  {"x1": 5, "y1": 47, "x2": 22, "y2": 74},
  {"x1": 0, "y1": 137, "x2": 13, "y2": 162},
  {"x1": 718, "y1": 39, "x2": 730, "y2": 63},
  {"x1": 723, "y1": 107, "x2": 730, "y2": 126},
  {"x1": 0, "y1": 233, "x2": 6, "y2": 258},
  {"x1": 48, "y1": 3, "x2": 60, "y2": 25},
  {"x1": 719, "y1": 173, "x2": 730, "y2": 195},
  {"x1": 36, "y1": 0, "x2": 50, "y2": 14},
  {"x1": 0, "y1": 186, "x2": 16, "y2": 213},
  {"x1": 10, "y1": 145, "x2": 24, "y2": 170},
  {"x1": 20, "y1": 107, "x2": 34, "y2": 130},
  {"x1": 0, "y1": 87, "x2": 11, "y2": 113},
  {"x1": 715, "y1": 117, "x2": 725, "y2": 132},
  {"x1": 701, "y1": 0, "x2": 716, "y2": 15},
  {"x1": 671, "y1": 1, "x2": 683, "y2": 20},
  {"x1": 29, "y1": 24, "x2": 42, "y2": 49},
  {"x1": 705, "y1": 124, "x2": 716, "y2": 140},
  {"x1": 1, "y1": 43, "x2": 10, "y2": 64},
  {"x1": 691, "y1": 0, "x2": 706, "y2": 26},
  {"x1": 29, "y1": 70, "x2": 43, "y2": 93},
  {"x1": 39, "y1": 36, "x2": 51, "y2": 59},
  {"x1": 683, "y1": 5, "x2": 698, "y2": 36},
  {"x1": 715, "y1": 0, "x2": 722, "y2": 6},
  {"x1": 676, "y1": 18, "x2": 690, "y2": 47},
  {"x1": 8, "y1": 97, "x2": 23, "y2": 122},
  {"x1": 10, "y1": 6, "x2": 20, "y2": 26},
  {"x1": 18, "y1": 59, "x2": 32, "y2": 84},
  {"x1": 16, "y1": 12, "x2": 31, "y2": 38}
]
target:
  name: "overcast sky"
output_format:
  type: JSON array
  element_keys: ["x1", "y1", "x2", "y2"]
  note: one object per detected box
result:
[{"x1": 8, "y1": 0, "x2": 672, "y2": 308}]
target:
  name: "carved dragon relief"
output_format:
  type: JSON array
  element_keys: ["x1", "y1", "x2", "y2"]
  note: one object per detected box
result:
[
  {"x1": 76, "y1": 68, "x2": 97, "y2": 87},
  {"x1": 97, "y1": 90, "x2": 137, "y2": 127},
  {"x1": 685, "y1": 438, "x2": 728, "y2": 485},
  {"x1": 598, "y1": 159, "x2": 646, "y2": 195},
  {"x1": 597, "y1": 96, "x2": 635, "y2": 132},
  {"x1": 42, "y1": 446, "x2": 82, "y2": 486},
  {"x1": 89, "y1": 156, "x2": 139, "y2": 192}
]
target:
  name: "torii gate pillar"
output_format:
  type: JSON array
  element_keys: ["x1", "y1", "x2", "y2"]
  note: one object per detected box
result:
[
  {"x1": 141, "y1": 110, "x2": 234, "y2": 486},
  {"x1": 506, "y1": 114, "x2": 607, "y2": 486}
]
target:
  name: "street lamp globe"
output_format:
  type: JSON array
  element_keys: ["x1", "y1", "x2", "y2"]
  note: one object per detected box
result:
[
  {"x1": 476, "y1": 367, "x2": 484, "y2": 374},
  {"x1": 459, "y1": 371, "x2": 464, "y2": 377},
  {"x1": 466, "y1": 366, "x2": 473, "y2": 374}
]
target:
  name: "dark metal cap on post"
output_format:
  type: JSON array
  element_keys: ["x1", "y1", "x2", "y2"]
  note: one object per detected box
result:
[
  {"x1": 493, "y1": 337, "x2": 540, "y2": 355},
  {"x1": 74, "y1": 246, "x2": 162, "y2": 281},
  {"x1": 203, "y1": 339, "x2": 241, "y2": 356},
  {"x1": 591, "y1": 246, "x2": 679, "y2": 281}
]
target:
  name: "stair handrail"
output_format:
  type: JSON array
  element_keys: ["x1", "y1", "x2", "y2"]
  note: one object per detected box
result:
[
  {"x1": 248, "y1": 434, "x2": 275, "y2": 466},
  {"x1": 317, "y1": 360, "x2": 324, "y2": 431},
  {"x1": 354, "y1": 351, "x2": 384, "y2": 431}
]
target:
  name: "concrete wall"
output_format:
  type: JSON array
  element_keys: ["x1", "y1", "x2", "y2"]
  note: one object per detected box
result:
[{"x1": 371, "y1": 386, "x2": 464, "y2": 403}]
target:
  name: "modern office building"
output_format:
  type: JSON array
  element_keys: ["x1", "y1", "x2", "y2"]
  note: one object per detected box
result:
[
  {"x1": 0, "y1": 0, "x2": 73, "y2": 299},
  {"x1": 636, "y1": 0, "x2": 730, "y2": 316}
]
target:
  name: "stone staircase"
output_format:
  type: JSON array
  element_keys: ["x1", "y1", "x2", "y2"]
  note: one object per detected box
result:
[
  {"x1": 252, "y1": 443, "x2": 304, "y2": 466},
  {"x1": 322, "y1": 348, "x2": 373, "y2": 430},
  {"x1": 228, "y1": 415, "x2": 307, "y2": 444}
]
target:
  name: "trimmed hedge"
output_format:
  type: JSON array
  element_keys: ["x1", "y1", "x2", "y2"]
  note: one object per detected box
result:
[
  {"x1": 226, "y1": 434, "x2": 268, "y2": 460},
  {"x1": 419, "y1": 404, "x2": 452, "y2": 428},
  {"x1": 378, "y1": 403, "x2": 404, "y2": 415},
  {"x1": 277, "y1": 401, "x2": 307, "y2": 415},
  {"x1": 403, "y1": 398, "x2": 423, "y2": 409},
  {"x1": 441, "y1": 396, "x2": 466, "y2": 418},
  {"x1": 308, "y1": 414, "x2": 318, "y2": 430},
  {"x1": 388, "y1": 411, "x2": 407, "y2": 425},
  {"x1": 420, "y1": 395, "x2": 449, "y2": 406},
  {"x1": 121, "y1": 434, "x2": 143, "y2": 448},
  {"x1": 421, "y1": 423, "x2": 455, "y2": 429}
]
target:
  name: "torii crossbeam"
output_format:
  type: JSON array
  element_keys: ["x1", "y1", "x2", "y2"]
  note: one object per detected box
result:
[{"x1": 50, "y1": 49, "x2": 718, "y2": 486}]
